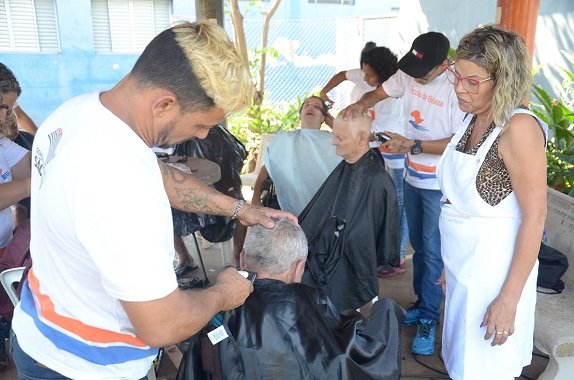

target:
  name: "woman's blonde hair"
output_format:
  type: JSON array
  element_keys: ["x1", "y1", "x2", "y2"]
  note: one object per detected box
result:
[{"x1": 456, "y1": 24, "x2": 531, "y2": 129}]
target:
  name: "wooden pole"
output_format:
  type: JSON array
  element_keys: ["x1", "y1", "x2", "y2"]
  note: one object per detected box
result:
[
  {"x1": 496, "y1": 0, "x2": 540, "y2": 58},
  {"x1": 195, "y1": 0, "x2": 224, "y2": 26}
]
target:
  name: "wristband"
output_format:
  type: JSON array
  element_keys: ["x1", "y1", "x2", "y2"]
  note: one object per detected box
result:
[{"x1": 231, "y1": 200, "x2": 245, "y2": 220}]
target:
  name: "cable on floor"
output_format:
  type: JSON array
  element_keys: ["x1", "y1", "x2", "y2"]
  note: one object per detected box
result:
[{"x1": 399, "y1": 344, "x2": 451, "y2": 379}]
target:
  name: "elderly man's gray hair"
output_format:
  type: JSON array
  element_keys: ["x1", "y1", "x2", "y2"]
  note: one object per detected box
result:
[{"x1": 243, "y1": 217, "x2": 308, "y2": 274}]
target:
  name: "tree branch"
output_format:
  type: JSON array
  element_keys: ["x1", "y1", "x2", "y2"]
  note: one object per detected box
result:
[{"x1": 258, "y1": 0, "x2": 282, "y2": 100}]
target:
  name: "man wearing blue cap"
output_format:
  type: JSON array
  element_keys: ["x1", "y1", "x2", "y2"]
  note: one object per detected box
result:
[{"x1": 342, "y1": 32, "x2": 465, "y2": 356}]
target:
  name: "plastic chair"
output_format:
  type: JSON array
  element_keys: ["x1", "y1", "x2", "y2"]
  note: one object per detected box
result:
[{"x1": 0, "y1": 266, "x2": 26, "y2": 306}]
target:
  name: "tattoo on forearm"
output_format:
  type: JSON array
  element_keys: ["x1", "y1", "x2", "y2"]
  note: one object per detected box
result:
[
  {"x1": 174, "y1": 187, "x2": 227, "y2": 214},
  {"x1": 159, "y1": 162, "x2": 187, "y2": 184},
  {"x1": 160, "y1": 160, "x2": 228, "y2": 214}
]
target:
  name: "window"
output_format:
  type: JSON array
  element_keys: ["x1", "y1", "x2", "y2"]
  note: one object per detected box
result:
[
  {"x1": 0, "y1": 0, "x2": 60, "y2": 52},
  {"x1": 308, "y1": 0, "x2": 354, "y2": 4},
  {"x1": 91, "y1": 0, "x2": 171, "y2": 53}
]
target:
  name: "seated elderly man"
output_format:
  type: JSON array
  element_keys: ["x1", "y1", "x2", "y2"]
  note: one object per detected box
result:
[
  {"x1": 252, "y1": 96, "x2": 341, "y2": 216},
  {"x1": 177, "y1": 218, "x2": 403, "y2": 380},
  {"x1": 300, "y1": 114, "x2": 400, "y2": 312}
]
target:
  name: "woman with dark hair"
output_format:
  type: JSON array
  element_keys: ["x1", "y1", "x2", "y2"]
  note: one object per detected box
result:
[{"x1": 437, "y1": 25, "x2": 547, "y2": 379}]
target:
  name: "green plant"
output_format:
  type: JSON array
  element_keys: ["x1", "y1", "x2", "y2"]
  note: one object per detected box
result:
[
  {"x1": 531, "y1": 55, "x2": 574, "y2": 196},
  {"x1": 228, "y1": 97, "x2": 304, "y2": 172}
]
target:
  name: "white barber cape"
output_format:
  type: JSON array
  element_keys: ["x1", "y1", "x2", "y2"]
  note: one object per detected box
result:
[
  {"x1": 264, "y1": 129, "x2": 341, "y2": 216},
  {"x1": 436, "y1": 109, "x2": 546, "y2": 380}
]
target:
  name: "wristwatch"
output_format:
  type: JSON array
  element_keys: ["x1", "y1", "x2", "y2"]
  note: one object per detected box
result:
[{"x1": 411, "y1": 139, "x2": 423, "y2": 155}]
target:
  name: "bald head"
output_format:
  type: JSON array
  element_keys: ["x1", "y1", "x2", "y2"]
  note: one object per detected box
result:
[{"x1": 331, "y1": 114, "x2": 371, "y2": 163}]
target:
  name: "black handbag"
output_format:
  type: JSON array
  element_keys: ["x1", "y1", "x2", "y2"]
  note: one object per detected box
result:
[{"x1": 537, "y1": 242, "x2": 569, "y2": 294}]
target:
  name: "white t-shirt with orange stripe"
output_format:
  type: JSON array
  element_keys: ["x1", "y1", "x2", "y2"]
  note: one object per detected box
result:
[
  {"x1": 12, "y1": 92, "x2": 177, "y2": 379},
  {"x1": 382, "y1": 70, "x2": 464, "y2": 190}
]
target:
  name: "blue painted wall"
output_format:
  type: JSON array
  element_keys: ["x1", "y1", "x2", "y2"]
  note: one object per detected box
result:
[
  {"x1": 2, "y1": 1, "x2": 140, "y2": 125},
  {"x1": 1, "y1": 0, "x2": 397, "y2": 125}
]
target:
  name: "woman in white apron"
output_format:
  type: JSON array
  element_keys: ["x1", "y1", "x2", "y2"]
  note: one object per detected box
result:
[{"x1": 436, "y1": 25, "x2": 548, "y2": 380}]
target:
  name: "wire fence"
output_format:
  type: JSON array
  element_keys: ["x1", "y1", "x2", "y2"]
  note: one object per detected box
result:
[{"x1": 224, "y1": 15, "x2": 399, "y2": 113}]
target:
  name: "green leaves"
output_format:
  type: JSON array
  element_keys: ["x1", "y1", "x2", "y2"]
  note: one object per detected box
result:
[
  {"x1": 228, "y1": 96, "x2": 304, "y2": 155},
  {"x1": 531, "y1": 55, "x2": 574, "y2": 196}
]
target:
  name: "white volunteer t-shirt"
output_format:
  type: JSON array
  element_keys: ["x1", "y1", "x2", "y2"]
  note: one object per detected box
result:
[
  {"x1": 0, "y1": 137, "x2": 28, "y2": 248},
  {"x1": 12, "y1": 92, "x2": 177, "y2": 379},
  {"x1": 382, "y1": 70, "x2": 465, "y2": 189}
]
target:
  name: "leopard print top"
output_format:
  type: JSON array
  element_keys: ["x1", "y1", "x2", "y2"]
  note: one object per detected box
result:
[{"x1": 455, "y1": 115, "x2": 512, "y2": 206}]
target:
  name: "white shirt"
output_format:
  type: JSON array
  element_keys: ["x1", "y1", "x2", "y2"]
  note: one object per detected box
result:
[
  {"x1": 0, "y1": 137, "x2": 28, "y2": 248},
  {"x1": 382, "y1": 70, "x2": 465, "y2": 189},
  {"x1": 13, "y1": 92, "x2": 177, "y2": 379}
]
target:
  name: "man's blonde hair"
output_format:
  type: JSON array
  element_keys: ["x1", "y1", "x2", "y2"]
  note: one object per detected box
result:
[
  {"x1": 173, "y1": 21, "x2": 253, "y2": 114},
  {"x1": 131, "y1": 21, "x2": 253, "y2": 115}
]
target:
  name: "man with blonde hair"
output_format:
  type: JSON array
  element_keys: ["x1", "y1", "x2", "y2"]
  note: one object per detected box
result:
[
  {"x1": 300, "y1": 114, "x2": 399, "y2": 312},
  {"x1": 11, "y1": 21, "x2": 294, "y2": 379}
]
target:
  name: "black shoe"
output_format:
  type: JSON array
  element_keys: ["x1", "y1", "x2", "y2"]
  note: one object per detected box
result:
[
  {"x1": 178, "y1": 276, "x2": 205, "y2": 290},
  {"x1": 175, "y1": 264, "x2": 199, "y2": 278}
]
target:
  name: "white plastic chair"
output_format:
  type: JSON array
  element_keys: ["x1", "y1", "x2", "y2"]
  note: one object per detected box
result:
[{"x1": 0, "y1": 266, "x2": 26, "y2": 306}]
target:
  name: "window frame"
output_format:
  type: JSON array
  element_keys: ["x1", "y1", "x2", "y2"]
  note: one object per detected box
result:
[{"x1": 0, "y1": 0, "x2": 60, "y2": 53}]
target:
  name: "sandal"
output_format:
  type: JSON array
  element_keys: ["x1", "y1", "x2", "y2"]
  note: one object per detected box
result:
[{"x1": 175, "y1": 264, "x2": 199, "y2": 278}]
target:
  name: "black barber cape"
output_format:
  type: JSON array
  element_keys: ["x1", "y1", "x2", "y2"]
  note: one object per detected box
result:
[
  {"x1": 299, "y1": 150, "x2": 400, "y2": 311},
  {"x1": 176, "y1": 279, "x2": 404, "y2": 380}
]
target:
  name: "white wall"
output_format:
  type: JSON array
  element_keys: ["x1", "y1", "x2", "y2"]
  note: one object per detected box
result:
[{"x1": 396, "y1": 0, "x2": 574, "y2": 99}]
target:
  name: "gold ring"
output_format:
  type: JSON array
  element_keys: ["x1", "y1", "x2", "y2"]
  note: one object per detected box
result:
[
  {"x1": 495, "y1": 331, "x2": 503, "y2": 335},
  {"x1": 502, "y1": 331, "x2": 509, "y2": 335}
]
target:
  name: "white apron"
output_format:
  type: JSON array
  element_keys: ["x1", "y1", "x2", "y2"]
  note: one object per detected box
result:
[{"x1": 436, "y1": 110, "x2": 543, "y2": 380}]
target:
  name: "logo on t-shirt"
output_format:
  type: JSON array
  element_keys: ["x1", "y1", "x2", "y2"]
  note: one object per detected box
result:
[
  {"x1": 1, "y1": 169, "x2": 10, "y2": 181},
  {"x1": 34, "y1": 128, "x2": 63, "y2": 188},
  {"x1": 408, "y1": 110, "x2": 429, "y2": 132}
]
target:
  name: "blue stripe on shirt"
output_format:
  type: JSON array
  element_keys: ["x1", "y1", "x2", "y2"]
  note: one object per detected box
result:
[{"x1": 19, "y1": 283, "x2": 158, "y2": 365}]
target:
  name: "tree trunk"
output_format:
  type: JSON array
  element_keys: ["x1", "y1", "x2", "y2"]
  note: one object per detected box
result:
[
  {"x1": 257, "y1": 0, "x2": 282, "y2": 102},
  {"x1": 229, "y1": 0, "x2": 249, "y2": 68}
]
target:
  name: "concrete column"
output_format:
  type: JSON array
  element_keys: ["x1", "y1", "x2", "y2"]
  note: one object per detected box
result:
[{"x1": 496, "y1": 0, "x2": 540, "y2": 58}]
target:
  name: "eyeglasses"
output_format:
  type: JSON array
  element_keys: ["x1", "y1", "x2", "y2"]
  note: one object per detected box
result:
[{"x1": 445, "y1": 65, "x2": 493, "y2": 94}]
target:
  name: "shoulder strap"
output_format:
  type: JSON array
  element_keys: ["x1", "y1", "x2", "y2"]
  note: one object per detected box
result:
[{"x1": 511, "y1": 108, "x2": 548, "y2": 146}]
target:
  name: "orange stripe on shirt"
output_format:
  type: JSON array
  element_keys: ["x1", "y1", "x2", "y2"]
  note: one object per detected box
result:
[
  {"x1": 27, "y1": 269, "x2": 148, "y2": 347},
  {"x1": 406, "y1": 157, "x2": 436, "y2": 174}
]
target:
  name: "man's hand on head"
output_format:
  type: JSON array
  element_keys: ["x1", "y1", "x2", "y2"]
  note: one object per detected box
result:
[
  {"x1": 237, "y1": 203, "x2": 298, "y2": 229},
  {"x1": 339, "y1": 102, "x2": 369, "y2": 120}
]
